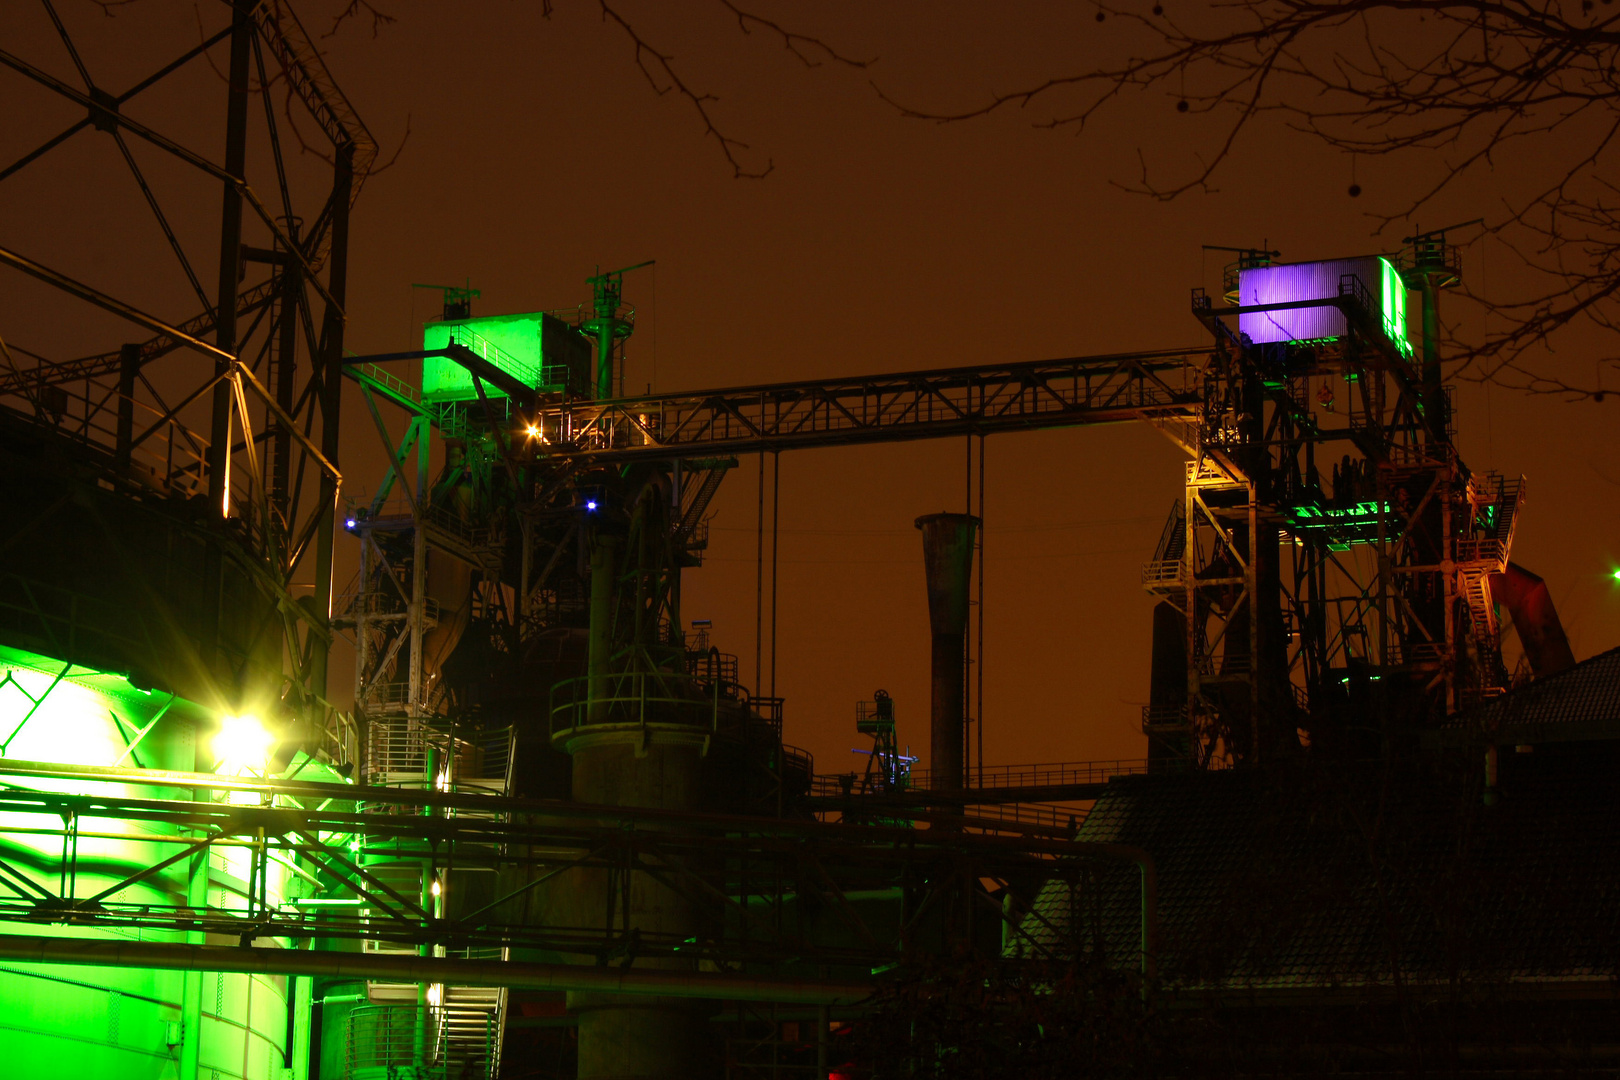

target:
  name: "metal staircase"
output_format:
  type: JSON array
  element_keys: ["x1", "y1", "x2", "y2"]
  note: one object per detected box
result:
[
  {"x1": 358, "y1": 723, "x2": 513, "y2": 1078},
  {"x1": 1455, "y1": 472, "x2": 1526, "y2": 694},
  {"x1": 438, "y1": 979, "x2": 505, "y2": 1078},
  {"x1": 675, "y1": 459, "x2": 735, "y2": 559},
  {"x1": 1141, "y1": 498, "x2": 1188, "y2": 595}
]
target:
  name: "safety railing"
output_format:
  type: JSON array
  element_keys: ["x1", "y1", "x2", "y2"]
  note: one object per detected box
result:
[
  {"x1": 686, "y1": 646, "x2": 740, "y2": 689},
  {"x1": 345, "y1": 1004, "x2": 496, "y2": 1080},
  {"x1": 549, "y1": 669, "x2": 723, "y2": 740},
  {"x1": 337, "y1": 590, "x2": 442, "y2": 625},
  {"x1": 1141, "y1": 705, "x2": 1189, "y2": 732},
  {"x1": 350, "y1": 360, "x2": 422, "y2": 408},
  {"x1": 1186, "y1": 457, "x2": 1242, "y2": 487},
  {"x1": 446, "y1": 324, "x2": 571, "y2": 391},
  {"x1": 7, "y1": 379, "x2": 212, "y2": 500},
  {"x1": 1140, "y1": 559, "x2": 1185, "y2": 590},
  {"x1": 1455, "y1": 537, "x2": 1506, "y2": 566},
  {"x1": 913, "y1": 758, "x2": 1154, "y2": 791},
  {"x1": 962, "y1": 800, "x2": 1090, "y2": 834}
]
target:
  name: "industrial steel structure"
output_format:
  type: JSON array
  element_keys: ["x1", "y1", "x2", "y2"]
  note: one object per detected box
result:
[{"x1": 0, "y1": 4, "x2": 1599, "y2": 1079}]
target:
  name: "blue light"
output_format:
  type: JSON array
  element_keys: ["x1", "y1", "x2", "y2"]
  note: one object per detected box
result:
[
  {"x1": 586, "y1": 500, "x2": 597, "y2": 511},
  {"x1": 345, "y1": 518, "x2": 356, "y2": 529}
]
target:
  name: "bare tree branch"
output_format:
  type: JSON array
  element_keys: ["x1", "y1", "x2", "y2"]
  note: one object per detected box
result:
[
  {"x1": 324, "y1": 0, "x2": 397, "y2": 40},
  {"x1": 717, "y1": 1, "x2": 873, "y2": 70},
  {"x1": 597, "y1": 0, "x2": 775, "y2": 178},
  {"x1": 875, "y1": 0, "x2": 1620, "y2": 398}
]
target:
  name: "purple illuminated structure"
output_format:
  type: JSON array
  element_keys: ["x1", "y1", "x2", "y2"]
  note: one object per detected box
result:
[{"x1": 1237, "y1": 256, "x2": 1411, "y2": 354}]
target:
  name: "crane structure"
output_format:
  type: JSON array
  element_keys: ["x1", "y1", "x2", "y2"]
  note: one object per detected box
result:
[
  {"x1": 445, "y1": 233, "x2": 1517, "y2": 773},
  {"x1": 0, "y1": 6, "x2": 1548, "y2": 1077}
]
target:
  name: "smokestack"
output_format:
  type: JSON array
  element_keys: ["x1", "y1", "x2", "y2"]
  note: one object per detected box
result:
[{"x1": 915, "y1": 513, "x2": 979, "y2": 793}]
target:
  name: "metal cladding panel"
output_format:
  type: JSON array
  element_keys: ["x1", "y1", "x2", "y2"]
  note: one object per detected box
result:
[
  {"x1": 1237, "y1": 256, "x2": 1413, "y2": 356},
  {"x1": 1237, "y1": 257, "x2": 1376, "y2": 344},
  {"x1": 422, "y1": 312, "x2": 548, "y2": 402}
]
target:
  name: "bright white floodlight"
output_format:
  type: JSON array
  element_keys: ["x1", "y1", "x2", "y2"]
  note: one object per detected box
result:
[{"x1": 213, "y1": 714, "x2": 275, "y2": 772}]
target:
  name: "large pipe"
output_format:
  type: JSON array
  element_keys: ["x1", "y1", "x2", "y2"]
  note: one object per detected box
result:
[
  {"x1": 1487, "y1": 562, "x2": 1575, "y2": 678},
  {"x1": 0, "y1": 932, "x2": 873, "y2": 1006},
  {"x1": 916, "y1": 513, "x2": 980, "y2": 793}
]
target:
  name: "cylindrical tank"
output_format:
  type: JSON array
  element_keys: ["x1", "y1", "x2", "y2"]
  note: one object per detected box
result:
[
  {"x1": 551, "y1": 711, "x2": 713, "y2": 1079},
  {"x1": 0, "y1": 646, "x2": 295, "y2": 1080},
  {"x1": 914, "y1": 513, "x2": 980, "y2": 793},
  {"x1": 543, "y1": 522, "x2": 715, "y2": 1079}
]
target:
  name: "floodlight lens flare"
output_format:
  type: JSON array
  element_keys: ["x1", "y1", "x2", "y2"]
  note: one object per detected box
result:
[
  {"x1": 1612, "y1": 568, "x2": 1620, "y2": 583},
  {"x1": 586, "y1": 500, "x2": 597, "y2": 511},
  {"x1": 213, "y1": 714, "x2": 274, "y2": 771}
]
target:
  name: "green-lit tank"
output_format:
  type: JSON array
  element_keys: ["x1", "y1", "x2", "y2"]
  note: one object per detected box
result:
[{"x1": 0, "y1": 645, "x2": 313, "y2": 1080}]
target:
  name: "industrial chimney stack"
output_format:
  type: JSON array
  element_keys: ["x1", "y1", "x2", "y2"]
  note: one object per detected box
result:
[{"x1": 915, "y1": 513, "x2": 980, "y2": 793}]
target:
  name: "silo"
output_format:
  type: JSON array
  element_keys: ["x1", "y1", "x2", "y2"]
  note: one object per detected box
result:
[
  {"x1": 0, "y1": 644, "x2": 298, "y2": 1080},
  {"x1": 541, "y1": 519, "x2": 726, "y2": 1079}
]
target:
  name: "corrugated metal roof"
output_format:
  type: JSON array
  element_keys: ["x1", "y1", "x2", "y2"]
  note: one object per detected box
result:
[
  {"x1": 1446, "y1": 645, "x2": 1620, "y2": 741},
  {"x1": 1010, "y1": 752, "x2": 1620, "y2": 992}
]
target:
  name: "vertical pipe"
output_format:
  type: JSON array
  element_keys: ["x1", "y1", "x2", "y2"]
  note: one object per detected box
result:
[
  {"x1": 817, "y1": 1005, "x2": 829, "y2": 1079},
  {"x1": 115, "y1": 343, "x2": 137, "y2": 468},
  {"x1": 976, "y1": 436, "x2": 985, "y2": 789},
  {"x1": 755, "y1": 452, "x2": 764, "y2": 692},
  {"x1": 289, "y1": 975, "x2": 312, "y2": 1080},
  {"x1": 770, "y1": 452, "x2": 779, "y2": 699},
  {"x1": 595, "y1": 322, "x2": 615, "y2": 401},
  {"x1": 308, "y1": 145, "x2": 352, "y2": 704},
  {"x1": 178, "y1": 729, "x2": 212, "y2": 1080},
  {"x1": 1442, "y1": 482, "x2": 1456, "y2": 712},
  {"x1": 407, "y1": 418, "x2": 428, "y2": 714},
  {"x1": 1420, "y1": 276, "x2": 1443, "y2": 435},
  {"x1": 208, "y1": 4, "x2": 251, "y2": 518},
  {"x1": 1185, "y1": 486, "x2": 1198, "y2": 746},
  {"x1": 587, "y1": 536, "x2": 617, "y2": 724},
  {"x1": 915, "y1": 513, "x2": 979, "y2": 795},
  {"x1": 271, "y1": 235, "x2": 299, "y2": 511},
  {"x1": 1247, "y1": 490, "x2": 1261, "y2": 763},
  {"x1": 354, "y1": 530, "x2": 371, "y2": 717},
  {"x1": 964, "y1": 437, "x2": 972, "y2": 782},
  {"x1": 519, "y1": 517, "x2": 533, "y2": 622}
]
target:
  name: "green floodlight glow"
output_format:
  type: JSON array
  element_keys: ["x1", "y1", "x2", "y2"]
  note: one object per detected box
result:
[
  {"x1": 1287, "y1": 500, "x2": 1389, "y2": 527},
  {"x1": 1379, "y1": 257, "x2": 1413, "y2": 357},
  {"x1": 1611, "y1": 568, "x2": 1620, "y2": 583},
  {"x1": 213, "y1": 714, "x2": 274, "y2": 773},
  {"x1": 423, "y1": 314, "x2": 568, "y2": 402}
]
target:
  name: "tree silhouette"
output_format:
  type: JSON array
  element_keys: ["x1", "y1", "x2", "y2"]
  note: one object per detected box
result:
[{"x1": 878, "y1": 0, "x2": 1620, "y2": 398}]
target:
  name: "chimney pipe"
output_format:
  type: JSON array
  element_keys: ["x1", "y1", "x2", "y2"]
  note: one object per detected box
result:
[{"x1": 916, "y1": 513, "x2": 979, "y2": 793}]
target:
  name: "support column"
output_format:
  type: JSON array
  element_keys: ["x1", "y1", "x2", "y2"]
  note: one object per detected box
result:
[
  {"x1": 207, "y1": 3, "x2": 251, "y2": 518},
  {"x1": 586, "y1": 535, "x2": 618, "y2": 724},
  {"x1": 308, "y1": 145, "x2": 352, "y2": 703},
  {"x1": 115, "y1": 343, "x2": 137, "y2": 469}
]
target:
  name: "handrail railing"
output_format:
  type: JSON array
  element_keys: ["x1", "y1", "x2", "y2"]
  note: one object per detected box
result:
[{"x1": 549, "y1": 669, "x2": 722, "y2": 739}]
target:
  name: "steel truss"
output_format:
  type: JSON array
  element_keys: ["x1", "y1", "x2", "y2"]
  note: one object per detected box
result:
[
  {"x1": 499, "y1": 238, "x2": 1514, "y2": 769},
  {"x1": 513, "y1": 348, "x2": 1211, "y2": 463},
  {"x1": 1138, "y1": 251, "x2": 1517, "y2": 765},
  {"x1": 0, "y1": 759, "x2": 1152, "y2": 981},
  {"x1": 0, "y1": 1, "x2": 374, "y2": 729}
]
